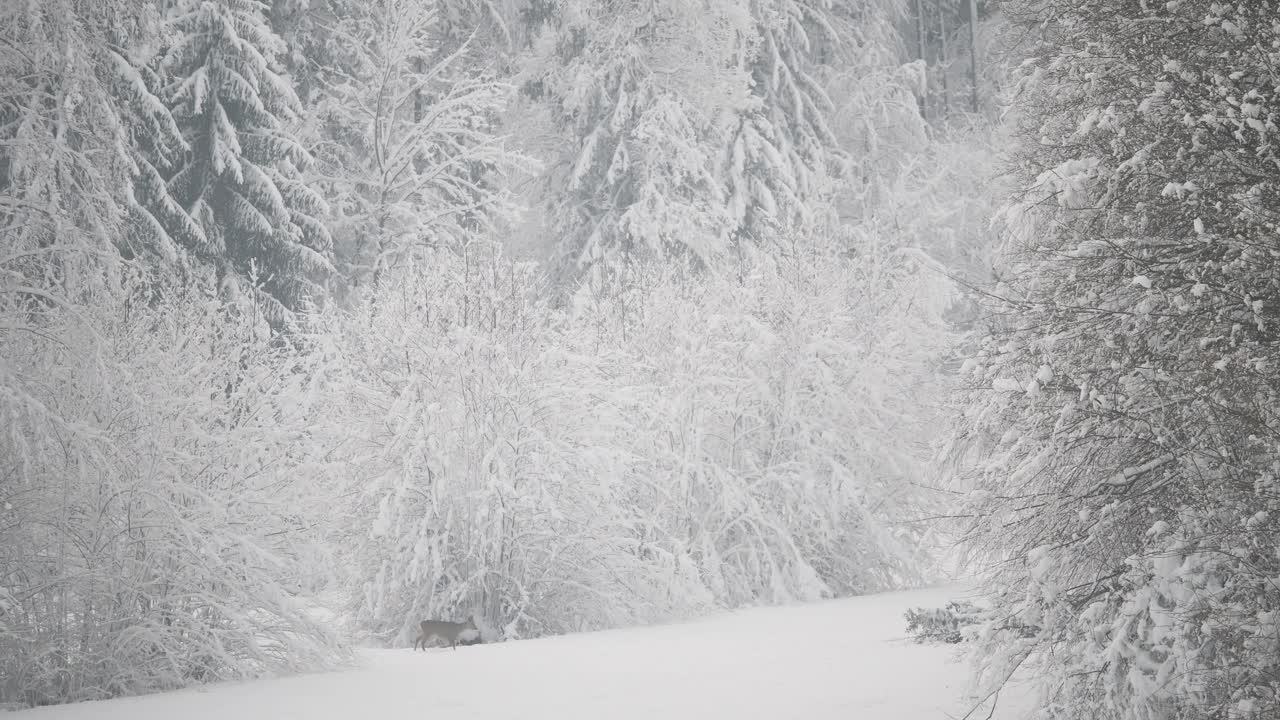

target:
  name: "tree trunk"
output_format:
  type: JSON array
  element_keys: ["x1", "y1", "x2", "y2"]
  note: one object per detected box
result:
[
  {"x1": 914, "y1": 0, "x2": 928, "y2": 120},
  {"x1": 967, "y1": 0, "x2": 980, "y2": 113},
  {"x1": 937, "y1": 0, "x2": 950, "y2": 119}
]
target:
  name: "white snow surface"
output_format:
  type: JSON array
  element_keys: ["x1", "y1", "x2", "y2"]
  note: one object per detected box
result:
[{"x1": 14, "y1": 586, "x2": 1031, "y2": 720}]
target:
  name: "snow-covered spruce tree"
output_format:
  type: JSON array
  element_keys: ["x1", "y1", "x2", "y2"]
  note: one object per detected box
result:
[
  {"x1": 723, "y1": 0, "x2": 903, "y2": 246},
  {"x1": 305, "y1": 0, "x2": 520, "y2": 288},
  {"x1": 163, "y1": 0, "x2": 333, "y2": 325},
  {"x1": 952, "y1": 2, "x2": 1280, "y2": 718},
  {"x1": 519, "y1": 0, "x2": 751, "y2": 283},
  {"x1": 0, "y1": 0, "x2": 193, "y2": 289}
]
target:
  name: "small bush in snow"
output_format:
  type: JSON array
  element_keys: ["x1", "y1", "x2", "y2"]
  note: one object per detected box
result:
[{"x1": 904, "y1": 601, "x2": 985, "y2": 644}]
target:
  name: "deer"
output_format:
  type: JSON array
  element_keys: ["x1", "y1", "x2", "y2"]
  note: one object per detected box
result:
[{"x1": 413, "y1": 615, "x2": 480, "y2": 651}]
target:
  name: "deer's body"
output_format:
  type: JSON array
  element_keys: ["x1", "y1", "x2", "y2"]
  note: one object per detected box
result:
[{"x1": 413, "y1": 618, "x2": 478, "y2": 651}]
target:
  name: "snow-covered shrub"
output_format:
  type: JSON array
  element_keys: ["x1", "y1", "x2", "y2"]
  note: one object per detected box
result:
[
  {"x1": 952, "y1": 2, "x2": 1280, "y2": 718},
  {"x1": 319, "y1": 243, "x2": 694, "y2": 644},
  {"x1": 583, "y1": 221, "x2": 954, "y2": 604},
  {"x1": 327, "y1": 211, "x2": 956, "y2": 643},
  {"x1": 0, "y1": 281, "x2": 347, "y2": 706},
  {"x1": 904, "y1": 600, "x2": 985, "y2": 644}
]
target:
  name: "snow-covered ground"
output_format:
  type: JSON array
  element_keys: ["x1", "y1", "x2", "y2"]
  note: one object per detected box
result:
[{"x1": 13, "y1": 586, "x2": 1032, "y2": 720}]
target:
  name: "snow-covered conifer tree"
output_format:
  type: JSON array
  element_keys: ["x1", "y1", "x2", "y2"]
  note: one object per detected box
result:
[
  {"x1": 163, "y1": 0, "x2": 333, "y2": 324},
  {"x1": 520, "y1": 0, "x2": 752, "y2": 283},
  {"x1": 0, "y1": 0, "x2": 192, "y2": 289},
  {"x1": 722, "y1": 0, "x2": 904, "y2": 245}
]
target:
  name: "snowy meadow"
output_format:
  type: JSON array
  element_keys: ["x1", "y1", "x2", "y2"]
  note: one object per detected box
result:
[{"x1": 3, "y1": 1, "x2": 1279, "y2": 719}]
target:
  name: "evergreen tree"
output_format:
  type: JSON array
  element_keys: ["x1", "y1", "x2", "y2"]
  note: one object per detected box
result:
[
  {"x1": 723, "y1": 0, "x2": 901, "y2": 245},
  {"x1": 0, "y1": 0, "x2": 186, "y2": 293},
  {"x1": 267, "y1": 0, "x2": 353, "y2": 106},
  {"x1": 953, "y1": 2, "x2": 1280, "y2": 718},
  {"x1": 163, "y1": 0, "x2": 333, "y2": 324},
  {"x1": 520, "y1": 0, "x2": 752, "y2": 284}
]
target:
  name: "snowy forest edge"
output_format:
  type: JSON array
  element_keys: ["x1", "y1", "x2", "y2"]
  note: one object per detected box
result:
[{"x1": 5, "y1": 1, "x2": 1280, "y2": 719}]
